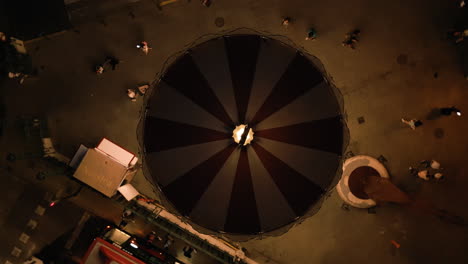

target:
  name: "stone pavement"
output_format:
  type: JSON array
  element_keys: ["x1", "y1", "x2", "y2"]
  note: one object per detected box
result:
[
  {"x1": 0, "y1": 175, "x2": 84, "y2": 264},
  {"x1": 1, "y1": 0, "x2": 468, "y2": 263}
]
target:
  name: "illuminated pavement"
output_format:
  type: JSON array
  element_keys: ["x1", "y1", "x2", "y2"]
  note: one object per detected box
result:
[{"x1": 1, "y1": 0, "x2": 468, "y2": 263}]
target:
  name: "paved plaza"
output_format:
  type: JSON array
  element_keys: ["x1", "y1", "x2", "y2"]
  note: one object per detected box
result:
[{"x1": 1, "y1": 0, "x2": 468, "y2": 263}]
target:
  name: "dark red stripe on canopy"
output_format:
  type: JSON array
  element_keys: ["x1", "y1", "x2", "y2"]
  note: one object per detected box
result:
[
  {"x1": 251, "y1": 142, "x2": 324, "y2": 216},
  {"x1": 224, "y1": 148, "x2": 261, "y2": 233},
  {"x1": 251, "y1": 53, "x2": 323, "y2": 124},
  {"x1": 162, "y1": 54, "x2": 234, "y2": 126},
  {"x1": 255, "y1": 116, "x2": 343, "y2": 155},
  {"x1": 224, "y1": 35, "x2": 261, "y2": 123},
  {"x1": 144, "y1": 116, "x2": 230, "y2": 153},
  {"x1": 162, "y1": 144, "x2": 237, "y2": 216}
]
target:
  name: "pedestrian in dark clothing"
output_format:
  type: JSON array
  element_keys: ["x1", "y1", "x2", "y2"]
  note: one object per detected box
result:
[
  {"x1": 146, "y1": 231, "x2": 162, "y2": 245},
  {"x1": 342, "y1": 29, "x2": 361, "y2": 49},
  {"x1": 183, "y1": 246, "x2": 197, "y2": 258},
  {"x1": 137, "y1": 84, "x2": 149, "y2": 95},
  {"x1": 118, "y1": 220, "x2": 128, "y2": 228},
  {"x1": 163, "y1": 235, "x2": 174, "y2": 250},
  {"x1": 305, "y1": 28, "x2": 317, "y2": 40},
  {"x1": 420, "y1": 160, "x2": 431, "y2": 168},
  {"x1": 106, "y1": 56, "x2": 120, "y2": 70},
  {"x1": 119, "y1": 209, "x2": 134, "y2": 228},
  {"x1": 440, "y1": 107, "x2": 461, "y2": 116},
  {"x1": 146, "y1": 231, "x2": 156, "y2": 245}
]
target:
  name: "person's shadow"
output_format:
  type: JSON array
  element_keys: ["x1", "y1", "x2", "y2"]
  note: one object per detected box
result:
[{"x1": 426, "y1": 108, "x2": 442, "y2": 120}]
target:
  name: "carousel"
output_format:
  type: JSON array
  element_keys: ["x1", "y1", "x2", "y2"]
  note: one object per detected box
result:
[{"x1": 140, "y1": 34, "x2": 348, "y2": 235}]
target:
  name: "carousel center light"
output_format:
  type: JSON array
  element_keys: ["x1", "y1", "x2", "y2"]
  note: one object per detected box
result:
[{"x1": 232, "y1": 124, "x2": 254, "y2": 146}]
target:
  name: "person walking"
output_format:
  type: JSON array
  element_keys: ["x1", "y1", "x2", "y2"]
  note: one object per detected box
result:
[
  {"x1": 105, "y1": 56, "x2": 120, "y2": 70},
  {"x1": 127, "y1": 89, "x2": 137, "y2": 101},
  {"x1": 434, "y1": 172, "x2": 444, "y2": 180},
  {"x1": 305, "y1": 28, "x2": 317, "y2": 40},
  {"x1": 417, "y1": 169, "x2": 430, "y2": 181},
  {"x1": 0, "y1": 32, "x2": 7, "y2": 42},
  {"x1": 146, "y1": 231, "x2": 155, "y2": 245},
  {"x1": 163, "y1": 235, "x2": 174, "y2": 250},
  {"x1": 282, "y1": 17, "x2": 291, "y2": 27},
  {"x1": 119, "y1": 209, "x2": 135, "y2": 228},
  {"x1": 95, "y1": 64, "x2": 104, "y2": 74},
  {"x1": 118, "y1": 219, "x2": 128, "y2": 229},
  {"x1": 137, "y1": 84, "x2": 149, "y2": 95},
  {"x1": 127, "y1": 84, "x2": 149, "y2": 102},
  {"x1": 342, "y1": 29, "x2": 361, "y2": 49},
  {"x1": 146, "y1": 231, "x2": 162, "y2": 245},
  {"x1": 137, "y1": 41, "x2": 151, "y2": 55},
  {"x1": 452, "y1": 29, "x2": 468, "y2": 43},
  {"x1": 429, "y1": 160, "x2": 441, "y2": 170},
  {"x1": 440, "y1": 107, "x2": 461, "y2": 116},
  {"x1": 183, "y1": 246, "x2": 197, "y2": 258},
  {"x1": 201, "y1": 0, "x2": 211, "y2": 7},
  {"x1": 401, "y1": 118, "x2": 423, "y2": 130},
  {"x1": 122, "y1": 209, "x2": 133, "y2": 219}
]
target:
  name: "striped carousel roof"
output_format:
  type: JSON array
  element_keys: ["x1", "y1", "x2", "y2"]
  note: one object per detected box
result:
[{"x1": 142, "y1": 35, "x2": 347, "y2": 235}]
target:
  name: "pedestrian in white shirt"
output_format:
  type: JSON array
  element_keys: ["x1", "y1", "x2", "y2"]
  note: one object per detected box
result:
[{"x1": 401, "y1": 118, "x2": 423, "y2": 130}]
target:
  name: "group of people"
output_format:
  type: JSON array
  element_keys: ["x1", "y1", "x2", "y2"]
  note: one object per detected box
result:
[
  {"x1": 127, "y1": 84, "x2": 149, "y2": 102},
  {"x1": 281, "y1": 17, "x2": 361, "y2": 49},
  {"x1": 342, "y1": 30, "x2": 361, "y2": 49},
  {"x1": 453, "y1": 0, "x2": 467, "y2": 44},
  {"x1": 1, "y1": 31, "x2": 32, "y2": 84},
  {"x1": 409, "y1": 159, "x2": 444, "y2": 181},
  {"x1": 94, "y1": 41, "x2": 152, "y2": 102},
  {"x1": 95, "y1": 41, "x2": 151, "y2": 74},
  {"x1": 401, "y1": 107, "x2": 461, "y2": 181},
  {"x1": 95, "y1": 56, "x2": 120, "y2": 74},
  {"x1": 448, "y1": 28, "x2": 468, "y2": 44}
]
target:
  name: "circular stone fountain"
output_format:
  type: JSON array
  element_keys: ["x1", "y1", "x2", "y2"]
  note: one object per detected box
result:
[{"x1": 336, "y1": 155, "x2": 389, "y2": 208}]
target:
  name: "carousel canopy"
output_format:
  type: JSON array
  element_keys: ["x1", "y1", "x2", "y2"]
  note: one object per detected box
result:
[{"x1": 142, "y1": 35, "x2": 346, "y2": 235}]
